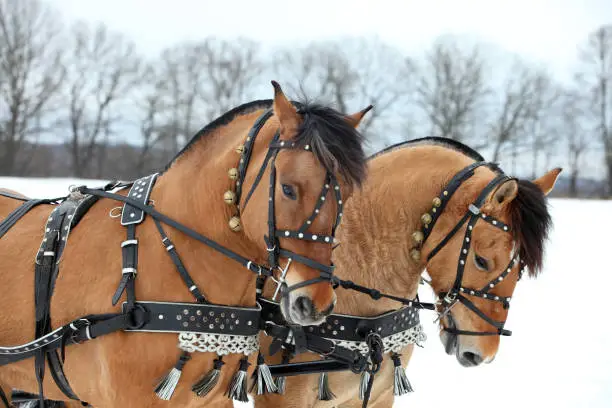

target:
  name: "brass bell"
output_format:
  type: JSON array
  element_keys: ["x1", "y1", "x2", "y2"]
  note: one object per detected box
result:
[
  {"x1": 235, "y1": 145, "x2": 245, "y2": 154},
  {"x1": 421, "y1": 213, "x2": 432, "y2": 225},
  {"x1": 410, "y1": 249, "x2": 421, "y2": 262},
  {"x1": 223, "y1": 190, "x2": 236, "y2": 205},
  {"x1": 412, "y1": 231, "x2": 424, "y2": 244},
  {"x1": 432, "y1": 197, "x2": 442, "y2": 207},
  {"x1": 228, "y1": 168, "x2": 238, "y2": 180},
  {"x1": 228, "y1": 216, "x2": 242, "y2": 232}
]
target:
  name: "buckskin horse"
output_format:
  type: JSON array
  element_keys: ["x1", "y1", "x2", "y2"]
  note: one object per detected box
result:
[
  {"x1": 0, "y1": 81, "x2": 372, "y2": 407},
  {"x1": 254, "y1": 137, "x2": 561, "y2": 407}
]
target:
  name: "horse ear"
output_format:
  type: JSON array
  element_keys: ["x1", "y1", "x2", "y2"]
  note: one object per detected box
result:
[
  {"x1": 271, "y1": 80, "x2": 300, "y2": 136},
  {"x1": 345, "y1": 105, "x2": 373, "y2": 128},
  {"x1": 532, "y1": 167, "x2": 562, "y2": 196},
  {"x1": 489, "y1": 179, "x2": 519, "y2": 206}
]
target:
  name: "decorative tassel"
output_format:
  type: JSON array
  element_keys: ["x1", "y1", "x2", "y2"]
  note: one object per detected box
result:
[
  {"x1": 225, "y1": 357, "x2": 250, "y2": 402},
  {"x1": 317, "y1": 372, "x2": 335, "y2": 401},
  {"x1": 359, "y1": 370, "x2": 371, "y2": 400},
  {"x1": 192, "y1": 355, "x2": 225, "y2": 397},
  {"x1": 391, "y1": 353, "x2": 413, "y2": 396},
  {"x1": 249, "y1": 352, "x2": 277, "y2": 395},
  {"x1": 154, "y1": 351, "x2": 191, "y2": 400},
  {"x1": 274, "y1": 350, "x2": 292, "y2": 394}
]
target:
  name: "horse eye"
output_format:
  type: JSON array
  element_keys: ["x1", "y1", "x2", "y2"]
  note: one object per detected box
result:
[
  {"x1": 281, "y1": 184, "x2": 297, "y2": 200},
  {"x1": 474, "y1": 254, "x2": 489, "y2": 271}
]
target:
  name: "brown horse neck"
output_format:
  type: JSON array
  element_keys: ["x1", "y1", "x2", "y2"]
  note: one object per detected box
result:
[
  {"x1": 148, "y1": 109, "x2": 273, "y2": 305},
  {"x1": 332, "y1": 145, "x2": 476, "y2": 316}
]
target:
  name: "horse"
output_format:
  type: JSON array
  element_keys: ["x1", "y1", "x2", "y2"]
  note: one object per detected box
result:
[
  {"x1": 254, "y1": 137, "x2": 561, "y2": 407},
  {"x1": 0, "y1": 81, "x2": 372, "y2": 407}
]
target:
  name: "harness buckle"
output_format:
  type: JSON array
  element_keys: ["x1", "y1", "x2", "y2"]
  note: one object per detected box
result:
[
  {"x1": 468, "y1": 204, "x2": 480, "y2": 215},
  {"x1": 246, "y1": 261, "x2": 262, "y2": 276}
]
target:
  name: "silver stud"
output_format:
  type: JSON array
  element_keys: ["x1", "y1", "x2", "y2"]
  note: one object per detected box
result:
[
  {"x1": 377, "y1": 327, "x2": 382, "y2": 332},
  {"x1": 309, "y1": 327, "x2": 314, "y2": 332},
  {"x1": 483, "y1": 294, "x2": 488, "y2": 298},
  {"x1": 220, "y1": 324, "x2": 225, "y2": 329},
  {"x1": 190, "y1": 316, "x2": 195, "y2": 321},
  {"x1": 503, "y1": 226, "x2": 509, "y2": 231},
  {"x1": 506, "y1": 297, "x2": 511, "y2": 301},
  {"x1": 463, "y1": 249, "x2": 467, "y2": 254},
  {"x1": 321, "y1": 196, "x2": 325, "y2": 201},
  {"x1": 183, "y1": 322, "x2": 188, "y2": 327},
  {"x1": 470, "y1": 290, "x2": 475, "y2": 295},
  {"x1": 468, "y1": 225, "x2": 473, "y2": 230},
  {"x1": 460, "y1": 260, "x2": 465, "y2": 265},
  {"x1": 46, "y1": 228, "x2": 50, "y2": 232},
  {"x1": 325, "y1": 184, "x2": 330, "y2": 188},
  {"x1": 325, "y1": 237, "x2": 330, "y2": 242},
  {"x1": 489, "y1": 283, "x2": 494, "y2": 288},
  {"x1": 312, "y1": 235, "x2": 318, "y2": 240},
  {"x1": 495, "y1": 296, "x2": 500, "y2": 300},
  {"x1": 298, "y1": 233, "x2": 304, "y2": 238},
  {"x1": 498, "y1": 277, "x2": 504, "y2": 281},
  {"x1": 338, "y1": 200, "x2": 342, "y2": 204},
  {"x1": 176, "y1": 315, "x2": 182, "y2": 320},
  {"x1": 280, "y1": 141, "x2": 285, "y2": 146},
  {"x1": 335, "y1": 186, "x2": 339, "y2": 190},
  {"x1": 482, "y1": 214, "x2": 486, "y2": 218},
  {"x1": 340, "y1": 325, "x2": 345, "y2": 331},
  {"x1": 492, "y1": 220, "x2": 498, "y2": 225},
  {"x1": 507, "y1": 268, "x2": 511, "y2": 272},
  {"x1": 315, "y1": 209, "x2": 320, "y2": 213},
  {"x1": 130, "y1": 213, "x2": 135, "y2": 218},
  {"x1": 231, "y1": 313, "x2": 236, "y2": 318},
  {"x1": 197, "y1": 310, "x2": 202, "y2": 316},
  {"x1": 235, "y1": 319, "x2": 240, "y2": 324},
  {"x1": 304, "y1": 144, "x2": 310, "y2": 150},
  {"x1": 333, "y1": 330, "x2": 337, "y2": 335},
  {"x1": 285, "y1": 231, "x2": 290, "y2": 237},
  {"x1": 465, "y1": 237, "x2": 470, "y2": 242},
  {"x1": 183, "y1": 309, "x2": 189, "y2": 315},
  {"x1": 209, "y1": 311, "x2": 214, "y2": 316},
  {"x1": 307, "y1": 220, "x2": 312, "y2": 224},
  {"x1": 460, "y1": 288, "x2": 465, "y2": 292},
  {"x1": 443, "y1": 191, "x2": 448, "y2": 196},
  {"x1": 209, "y1": 324, "x2": 214, "y2": 329},
  {"x1": 158, "y1": 314, "x2": 164, "y2": 320},
  {"x1": 247, "y1": 321, "x2": 252, "y2": 326}
]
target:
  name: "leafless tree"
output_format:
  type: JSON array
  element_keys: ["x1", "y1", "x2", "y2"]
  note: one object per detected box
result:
[
  {"x1": 150, "y1": 37, "x2": 262, "y2": 154},
  {"x1": 576, "y1": 25, "x2": 612, "y2": 196},
  {"x1": 273, "y1": 37, "x2": 410, "y2": 145},
  {"x1": 414, "y1": 37, "x2": 490, "y2": 143},
  {"x1": 0, "y1": 0, "x2": 65, "y2": 175},
  {"x1": 61, "y1": 21, "x2": 142, "y2": 178}
]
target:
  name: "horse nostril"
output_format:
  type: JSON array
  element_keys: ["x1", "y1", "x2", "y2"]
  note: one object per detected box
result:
[
  {"x1": 292, "y1": 296, "x2": 314, "y2": 319},
  {"x1": 462, "y1": 351, "x2": 483, "y2": 366}
]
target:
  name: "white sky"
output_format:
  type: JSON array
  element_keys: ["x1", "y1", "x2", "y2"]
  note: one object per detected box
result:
[{"x1": 52, "y1": 0, "x2": 611, "y2": 79}]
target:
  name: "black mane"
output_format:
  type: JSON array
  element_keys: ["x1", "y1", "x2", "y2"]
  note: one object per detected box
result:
[
  {"x1": 165, "y1": 99, "x2": 366, "y2": 186},
  {"x1": 368, "y1": 136, "x2": 485, "y2": 162},
  {"x1": 509, "y1": 179, "x2": 551, "y2": 277}
]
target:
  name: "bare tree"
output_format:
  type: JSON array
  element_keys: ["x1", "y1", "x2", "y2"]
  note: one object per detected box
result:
[
  {"x1": 414, "y1": 37, "x2": 490, "y2": 143},
  {"x1": 273, "y1": 37, "x2": 410, "y2": 145},
  {"x1": 577, "y1": 25, "x2": 612, "y2": 196},
  {"x1": 62, "y1": 21, "x2": 142, "y2": 177},
  {"x1": 0, "y1": 0, "x2": 65, "y2": 175},
  {"x1": 150, "y1": 37, "x2": 262, "y2": 154}
]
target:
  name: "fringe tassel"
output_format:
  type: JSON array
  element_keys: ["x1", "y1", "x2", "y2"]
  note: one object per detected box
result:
[
  {"x1": 154, "y1": 351, "x2": 191, "y2": 400},
  {"x1": 225, "y1": 357, "x2": 250, "y2": 402},
  {"x1": 358, "y1": 370, "x2": 371, "y2": 400},
  {"x1": 192, "y1": 355, "x2": 225, "y2": 397},
  {"x1": 317, "y1": 372, "x2": 335, "y2": 401},
  {"x1": 249, "y1": 352, "x2": 277, "y2": 395},
  {"x1": 391, "y1": 353, "x2": 413, "y2": 396},
  {"x1": 274, "y1": 350, "x2": 292, "y2": 395}
]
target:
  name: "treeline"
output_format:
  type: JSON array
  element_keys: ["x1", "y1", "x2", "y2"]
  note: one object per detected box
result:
[{"x1": 0, "y1": 0, "x2": 610, "y2": 198}]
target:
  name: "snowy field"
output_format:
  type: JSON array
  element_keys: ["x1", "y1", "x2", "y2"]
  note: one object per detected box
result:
[{"x1": 1, "y1": 177, "x2": 611, "y2": 408}]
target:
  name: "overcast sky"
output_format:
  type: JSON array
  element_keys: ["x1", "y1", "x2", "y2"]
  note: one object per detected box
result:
[{"x1": 51, "y1": 0, "x2": 611, "y2": 81}]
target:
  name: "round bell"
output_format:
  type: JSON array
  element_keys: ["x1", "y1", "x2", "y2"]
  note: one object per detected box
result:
[
  {"x1": 421, "y1": 213, "x2": 432, "y2": 225},
  {"x1": 432, "y1": 197, "x2": 442, "y2": 207},
  {"x1": 228, "y1": 168, "x2": 238, "y2": 180},
  {"x1": 223, "y1": 190, "x2": 236, "y2": 205},
  {"x1": 235, "y1": 145, "x2": 245, "y2": 154},
  {"x1": 410, "y1": 249, "x2": 421, "y2": 262},
  {"x1": 228, "y1": 216, "x2": 242, "y2": 232},
  {"x1": 412, "y1": 231, "x2": 424, "y2": 244}
]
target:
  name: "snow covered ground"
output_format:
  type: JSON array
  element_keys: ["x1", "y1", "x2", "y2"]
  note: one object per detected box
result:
[{"x1": 1, "y1": 177, "x2": 610, "y2": 408}]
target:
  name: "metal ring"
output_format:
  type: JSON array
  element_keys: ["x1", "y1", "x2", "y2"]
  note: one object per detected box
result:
[{"x1": 109, "y1": 207, "x2": 122, "y2": 218}]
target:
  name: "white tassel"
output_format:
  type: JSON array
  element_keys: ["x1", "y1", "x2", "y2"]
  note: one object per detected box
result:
[
  {"x1": 359, "y1": 370, "x2": 371, "y2": 400},
  {"x1": 250, "y1": 352, "x2": 277, "y2": 394},
  {"x1": 192, "y1": 355, "x2": 224, "y2": 397},
  {"x1": 317, "y1": 372, "x2": 335, "y2": 401},
  {"x1": 391, "y1": 353, "x2": 413, "y2": 396},
  {"x1": 154, "y1": 351, "x2": 191, "y2": 400},
  {"x1": 225, "y1": 357, "x2": 250, "y2": 402}
]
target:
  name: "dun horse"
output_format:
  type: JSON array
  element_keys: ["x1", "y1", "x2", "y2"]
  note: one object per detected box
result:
[
  {"x1": 0, "y1": 82, "x2": 371, "y2": 407},
  {"x1": 255, "y1": 137, "x2": 561, "y2": 407}
]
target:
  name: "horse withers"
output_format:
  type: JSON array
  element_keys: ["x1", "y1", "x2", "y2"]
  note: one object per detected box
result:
[
  {"x1": 254, "y1": 137, "x2": 561, "y2": 407},
  {"x1": 0, "y1": 82, "x2": 371, "y2": 407}
]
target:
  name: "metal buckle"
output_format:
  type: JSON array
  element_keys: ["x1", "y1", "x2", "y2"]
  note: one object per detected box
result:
[
  {"x1": 69, "y1": 318, "x2": 92, "y2": 344},
  {"x1": 272, "y1": 258, "x2": 292, "y2": 301},
  {"x1": 468, "y1": 204, "x2": 480, "y2": 215},
  {"x1": 246, "y1": 261, "x2": 262, "y2": 276}
]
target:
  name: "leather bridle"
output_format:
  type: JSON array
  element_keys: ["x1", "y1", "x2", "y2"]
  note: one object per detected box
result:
[
  {"x1": 234, "y1": 108, "x2": 343, "y2": 297},
  {"x1": 417, "y1": 162, "x2": 525, "y2": 337}
]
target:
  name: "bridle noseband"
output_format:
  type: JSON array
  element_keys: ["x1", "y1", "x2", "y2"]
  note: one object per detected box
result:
[
  {"x1": 416, "y1": 162, "x2": 525, "y2": 337},
  {"x1": 234, "y1": 109, "x2": 343, "y2": 298}
]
